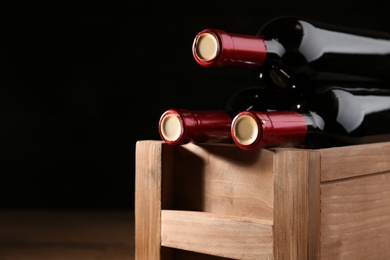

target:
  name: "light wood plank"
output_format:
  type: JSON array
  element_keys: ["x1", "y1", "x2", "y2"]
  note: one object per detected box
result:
[
  {"x1": 321, "y1": 172, "x2": 390, "y2": 260},
  {"x1": 273, "y1": 149, "x2": 321, "y2": 260},
  {"x1": 307, "y1": 151, "x2": 321, "y2": 260},
  {"x1": 320, "y1": 142, "x2": 390, "y2": 182},
  {"x1": 170, "y1": 142, "x2": 275, "y2": 221},
  {"x1": 135, "y1": 140, "x2": 170, "y2": 259},
  {"x1": 161, "y1": 210, "x2": 273, "y2": 260}
]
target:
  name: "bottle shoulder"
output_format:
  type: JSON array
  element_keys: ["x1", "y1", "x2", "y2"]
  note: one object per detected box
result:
[
  {"x1": 258, "y1": 16, "x2": 390, "y2": 40},
  {"x1": 257, "y1": 17, "x2": 304, "y2": 49},
  {"x1": 299, "y1": 89, "x2": 390, "y2": 136}
]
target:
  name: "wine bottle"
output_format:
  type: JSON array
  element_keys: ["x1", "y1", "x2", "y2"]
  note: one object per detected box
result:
[
  {"x1": 158, "y1": 87, "x2": 301, "y2": 145},
  {"x1": 192, "y1": 16, "x2": 390, "y2": 94},
  {"x1": 230, "y1": 88, "x2": 390, "y2": 150}
]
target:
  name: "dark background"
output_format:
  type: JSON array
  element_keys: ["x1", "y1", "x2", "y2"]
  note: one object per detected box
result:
[{"x1": 1, "y1": 2, "x2": 389, "y2": 210}]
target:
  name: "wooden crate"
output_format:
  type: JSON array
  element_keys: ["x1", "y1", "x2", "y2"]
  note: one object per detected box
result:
[{"x1": 135, "y1": 140, "x2": 390, "y2": 259}]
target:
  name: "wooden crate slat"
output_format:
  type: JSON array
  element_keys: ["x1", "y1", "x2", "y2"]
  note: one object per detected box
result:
[
  {"x1": 161, "y1": 210, "x2": 273, "y2": 260},
  {"x1": 169, "y1": 143, "x2": 275, "y2": 221},
  {"x1": 320, "y1": 171, "x2": 390, "y2": 259},
  {"x1": 273, "y1": 149, "x2": 321, "y2": 260},
  {"x1": 320, "y1": 142, "x2": 390, "y2": 182},
  {"x1": 135, "y1": 140, "x2": 169, "y2": 259}
]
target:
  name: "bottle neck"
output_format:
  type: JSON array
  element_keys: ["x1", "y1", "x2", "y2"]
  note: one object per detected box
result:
[
  {"x1": 301, "y1": 112, "x2": 325, "y2": 132},
  {"x1": 231, "y1": 110, "x2": 308, "y2": 150},
  {"x1": 158, "y1": 109, "x2": 232, "y2": 145},
  {"x1": 263, "y1": 39, "x2": 285, "y2": 57},
  {"x1": 192, "y1": 29, "x2": 267, "y2": 68}
]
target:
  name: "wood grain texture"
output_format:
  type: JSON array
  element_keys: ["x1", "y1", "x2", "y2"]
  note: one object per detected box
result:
[
  {"x1": 135, "y1": 140, "x2": 390, "y2": 259},
  {"x1": 321, "y1": 172, "x2": 390, "y2": 260},
  {"x1": 135, "y1": 140, "x2": 170, "y2": 259},
  {"x1": 168, "y1": 142, "x2": 275, "y2": 221},
  {"x1": 320, "y1": 142, "x2": 390, "y2": 182},
  {"x1": 161, "y1": 210, "x2": 273, "y2": 260},
  {"x1": 273, "y1": 149, "x2": 321, "y2": 260}
]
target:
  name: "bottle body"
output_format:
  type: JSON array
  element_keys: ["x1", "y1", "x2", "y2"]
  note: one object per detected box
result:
[
  {"x1": 257, "y1": 17, "x2": 390, "y2": 94},
  {"x1": 231, "y1": 88, "x2": 390, "y2": 150},
  {"x1": 192, "y1": 16, "x2": 390, "y2": 94}
]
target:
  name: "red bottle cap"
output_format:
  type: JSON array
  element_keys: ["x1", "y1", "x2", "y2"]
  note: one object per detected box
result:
[
  {"x1": 158, "y1": 109, "x2": 232, "y2": 145},
  {"x1": 231, "y1": 110, "x2": 307, "y2": 150},
  {"x1": 192, "y1": 29, "x2": 267, "y2": 68}
]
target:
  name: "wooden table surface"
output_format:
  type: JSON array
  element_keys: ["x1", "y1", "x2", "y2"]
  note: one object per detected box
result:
[{"x1": 0, "y1": 210, "x2": 135, "y2": 260}]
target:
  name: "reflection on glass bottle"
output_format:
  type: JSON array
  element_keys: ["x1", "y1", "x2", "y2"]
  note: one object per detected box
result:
[
  {"x1": 192, "y1": 16, "x2": 390, "y2": 94},
  {"x1": 230, "y1": 88, "x2": 390, "y2": 150}
]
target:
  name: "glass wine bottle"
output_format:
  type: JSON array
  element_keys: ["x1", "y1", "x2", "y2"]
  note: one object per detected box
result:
[
  {"x1": 230, "y1": 88, "x2": 390, "y2": 150},
  {"x1": 192, "y1": 16, "x2": 390, "y2": 94},
  {"x1": 158, "y1": 86, "x2": 301, "y2": 145}
]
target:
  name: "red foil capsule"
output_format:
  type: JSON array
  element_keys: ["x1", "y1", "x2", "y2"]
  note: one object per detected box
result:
[
  {"x1": 231, "y1": 110, "x2": 307, "y2": 150},
  {"x1": 192, "y1": 29, "x2": 267, "y2": 68},
  {"x1": 158, "y1": 109, "x2": 232, "y2": 145}
]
